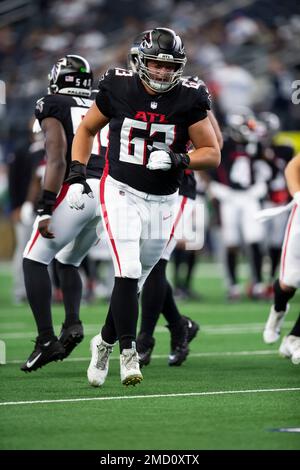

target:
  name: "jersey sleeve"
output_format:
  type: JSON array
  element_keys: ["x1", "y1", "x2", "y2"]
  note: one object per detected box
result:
[
  {"x1": 34, "y1": 95, "x2": 65, "y2": 124},
  {"x1": 186, "y1": 84, "x2": 212, "y2": 127},
  {"x1": 95, "y1": 69, "x2": 115, "y2": 118}
]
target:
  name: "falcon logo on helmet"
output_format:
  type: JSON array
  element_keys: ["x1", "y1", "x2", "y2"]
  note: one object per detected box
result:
[
  {"x1": 137, "y1": 27, "x2": 187, "y2": 93},
  {"x1": 128, "y1": 30, "x2": 151, "y2": 74},
  {"x1": 48, "y1": 54, "x2": 93, "y2": 97}
]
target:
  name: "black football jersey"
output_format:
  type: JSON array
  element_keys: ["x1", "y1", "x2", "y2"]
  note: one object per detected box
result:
[
  {"x1": 178, "y1": 76, "x2": 208, "y2": 200},
  {"x1": 210, "y1": 137, "x2": 262, "y2": 190},
  {"x1": 96, "y1": 68, "x2": 210, "y2": 195},
  {"x1": 179, "y1": 170, "x2": 196, "y2": 199},
  {"x1": 35, "y1": 94, "x2": 106, "y2": 180},
  {"x1": 260, "y1": 143, "x2": 294, "y2": 204}
]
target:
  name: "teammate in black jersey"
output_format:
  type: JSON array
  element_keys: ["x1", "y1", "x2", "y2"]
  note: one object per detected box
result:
[
  {"x1": 256, "y1": 112, "x2": 294, "y2": 294},
  {"x1": 209, "y1": 108, "x2": 268, "y2": 299},
  {"x1": 21, "y1": 55, "x2": 107, "y2": 372},
  {"x1": 68, "y1": 28, "x2": 220, "y2": 387}
]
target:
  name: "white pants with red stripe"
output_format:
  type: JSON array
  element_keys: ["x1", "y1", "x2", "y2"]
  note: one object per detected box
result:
[
  {"x1": 100, "y1": 175, "x2": 178, "y2": 291},
  {"x1": 262, "y1": 201, "x2": 290, "y2": 248},
  {"x1": 219, "y1": 189, "x2": 264, "y2": 246},
  {"x1": 280, "y1": 204, "x2": 300, "y2": 288},
  {"x1": 162, "y1": 196, "x2": 196, "y2": 261},
  {"x1": 23, "y1": 179, "x2": 103, "y2": 267}
]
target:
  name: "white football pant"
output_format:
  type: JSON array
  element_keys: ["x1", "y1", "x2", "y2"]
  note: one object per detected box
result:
[
  {"x1": 23, "y1": 178, "x2": 103, "y2": 267},
  {"x1": 219, "y1": 188, "x2": 264, "y2": 246},
  {"x1": 280, "y1": 203, "x2": 300, "y2": 288},
  {"x1": 100, "y1": 175, "x2": 178, "y2": 292}
]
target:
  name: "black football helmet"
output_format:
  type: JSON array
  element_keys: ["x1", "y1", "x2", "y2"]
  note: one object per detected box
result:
[
  {"x1": 138, "y1": 28, "x2": 187, "y2": 93},
  {"x1": 48, "y1": 55, "x2": 93, "y2": 97},
  {"x1": 128, "y1": 31, "x2": 150, "y2": 73},
  {"x1": 258, "y1": 112, "x2": 280, "y2": 140},
  {"x1": 226, "y1": 107, "x2": 258, "y2": 144}
]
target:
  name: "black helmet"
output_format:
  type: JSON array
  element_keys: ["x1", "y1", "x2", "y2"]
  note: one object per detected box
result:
[
  {"x1": 226, "y1": 107, "x2": 258, "y2": 144},
  {"x1": 258, "y1": 112, "x2": 280, "y2": 139},
  {"x1": 138, "y1": 28, "x2": 187, "y2": 93},
  {"x1": 48, "y1": 54, "x2": 93, "y2": 97},
  {"x1": 128, "y1": 31, "x2": 150, "y2": 73}
]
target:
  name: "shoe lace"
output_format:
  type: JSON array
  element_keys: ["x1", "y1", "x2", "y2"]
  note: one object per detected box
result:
[
  {"x1": 123, "y1": 351, "x2": 139, "y2": 370},
  {"x1": 96, "y1": 344, "x2": 112, "y2": 369}
]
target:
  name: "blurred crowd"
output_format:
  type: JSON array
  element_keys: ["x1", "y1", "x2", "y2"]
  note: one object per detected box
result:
[
  {"x1": 0, "y1": 0, "x2": 300, "y2": 303},
  {"x1": 1, "y1": 0, "x2": 300, "y2": 138}
]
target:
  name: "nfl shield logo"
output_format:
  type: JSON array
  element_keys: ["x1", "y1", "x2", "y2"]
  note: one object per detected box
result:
[{"x1": 150, "y1": 101, "x2": 158, "y2": 110}]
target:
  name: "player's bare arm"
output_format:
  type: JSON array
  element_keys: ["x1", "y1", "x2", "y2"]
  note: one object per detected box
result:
[
  {"x1": 71, "y1": 102, "x2": 109, "y2": 165},
  {"x1": 38, "y1": 117, "x2": 67, "y2": 238},
  {"x1": 188, "y1": 116, "x2": 221, "y2": 170},
  {"x1": 285, "y1": 153, "x2": 300, "y2": 200},
  {"x1": 42, "y1": 117, "x2": 67, "y2": 193},
  {"x1": 208, "y1": 110, "x2": 223, "y2": 150},
  {"x1": 147, "y1": 118, "x2": 221, "y2": 172}
]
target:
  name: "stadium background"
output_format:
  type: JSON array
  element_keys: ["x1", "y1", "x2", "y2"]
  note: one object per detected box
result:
[
  {"x1": 0, "y1": 0, "x2": 300, "y2": 452},
  {"x1": 1, "y1": 0, "x2": 300, "y2": 258}
]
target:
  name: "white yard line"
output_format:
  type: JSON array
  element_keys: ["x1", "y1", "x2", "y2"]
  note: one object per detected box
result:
[
  {"x1": 0, "y1": 322, "x2": 294, "y2": 339},
  {"x1": 1, "y1": 387, "x2": 299, "y2": 407},
  {"x1": 6, "y1": 349, "x2": 278, "y2": 364}
]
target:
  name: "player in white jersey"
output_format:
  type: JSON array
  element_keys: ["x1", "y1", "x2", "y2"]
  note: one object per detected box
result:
[
  {"x1": 263, "y1": 153, "x2": 300, "y2": 364},
  {"x1": 67, "y1": 28, "x2": 220, "y2": 387},
  {"x1": 21, "y1": 55, "x2": 108, "y2": 372}
]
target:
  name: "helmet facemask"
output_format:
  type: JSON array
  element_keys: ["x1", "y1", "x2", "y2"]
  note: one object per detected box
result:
[
  {"x1": 137, "y1": 28, "x2": 187, "y2": 93},
  {"x1": 138, "y1": 54, "x2": 186, "y2": 92}
]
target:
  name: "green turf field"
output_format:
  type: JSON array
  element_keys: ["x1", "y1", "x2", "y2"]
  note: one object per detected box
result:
[{"x1": 0, "y1": 265, "x2": 299, "y2": 450}]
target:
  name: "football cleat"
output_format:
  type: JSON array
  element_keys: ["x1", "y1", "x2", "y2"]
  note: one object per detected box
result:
[
  {"x1": 167, "y1": 318, "x2": 189, "y2": 366},
  {"x1": 247, "y1": 282, "x2": 267, "y2": 300},
  {"x1": 182, "y1": 315, "x2": 200, "y2": 343},
  {"x1": 279, "y1": 335, "x2": 300, "y2": 365},
  {"x1": 87, "y1": 334, "x2": 114, "y2": 387},
  {"x1": 120, "y1": 347, "x2": 143, "y2": 386},
  {"x1": 58, "y1": 321, "x2": 84, "y2": 359},
  {"x1": 263, "y1": 304, "x2": 289, "y2": 344},
  {"x1": 227, "y1": 284, "x2": 241, "y2": 301},
  {"x1": 21, "y1": 337, "x2": 65, "y2": 372},
  {"x1": 136, "y1": 332, "x2": 155, "y2": 367}
]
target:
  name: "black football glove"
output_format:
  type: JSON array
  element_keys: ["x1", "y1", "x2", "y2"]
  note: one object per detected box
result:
[
  {"x1": 147, "y1": 146, "x2": 190, "y2": 171},
  {"x1": 36, "y1": 190, "x2": 57, "y2": 238}
]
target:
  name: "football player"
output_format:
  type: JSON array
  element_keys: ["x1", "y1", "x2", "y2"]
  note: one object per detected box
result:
[
  {"x1": 67, "y1": 28, "x2": 220, "y2": 387},
  {"x1": 136, "y1": 77, "x2": 223, "y2": 368},
  {"x1": 21, "y1": 55, "x2": 108, "y2": 372},
  {"x1": 209, "y1": 108, "x2": 268, "y2": 299},
  {"x1": 256, "y1": 112, "x2": 294, "y2": 294},
  {"x1": 263, "y1": 153, "x2": 300, "y2": 364},
  {"x1": 129, "y1": 37, "x2": 203, "y2": 365}
]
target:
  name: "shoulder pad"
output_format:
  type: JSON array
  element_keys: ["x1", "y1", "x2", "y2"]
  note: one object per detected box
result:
[{"x1": 98, "y1": 68, "x2": 133, "y2": 89}]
